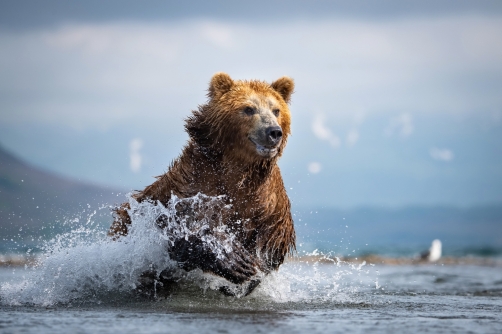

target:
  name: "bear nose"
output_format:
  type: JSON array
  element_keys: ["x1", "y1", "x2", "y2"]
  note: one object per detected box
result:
[{"x1": 266, "y1": 126, "x2": 283, "y2": 144}]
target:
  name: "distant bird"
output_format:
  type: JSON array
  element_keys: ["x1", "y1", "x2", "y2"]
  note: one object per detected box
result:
[{"x1": 420, "y1": 239, "x2": 442, "y2": 262}]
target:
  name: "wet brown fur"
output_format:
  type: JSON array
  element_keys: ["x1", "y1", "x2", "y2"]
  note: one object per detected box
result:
[{"x1": 109, "y1": 73, "x2": 295, "y2": 280}]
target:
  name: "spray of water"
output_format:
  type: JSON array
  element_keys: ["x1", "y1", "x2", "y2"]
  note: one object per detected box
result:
[{"x1": 0, "y1": 194, "x2": 378, "y2": 306}]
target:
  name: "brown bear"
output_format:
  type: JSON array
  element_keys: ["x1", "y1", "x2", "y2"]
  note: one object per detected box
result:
[{"x1": 109, "y1": 72, "x2": 295, "y2": 296}]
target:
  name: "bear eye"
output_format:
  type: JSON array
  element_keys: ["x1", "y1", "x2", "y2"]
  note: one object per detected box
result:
[
  {"x1": 244, "y1": 106, "x2": 256, "y2": 116},
  {"x1": 273, "y1": 109, "x2": 280, "y2": 117}
]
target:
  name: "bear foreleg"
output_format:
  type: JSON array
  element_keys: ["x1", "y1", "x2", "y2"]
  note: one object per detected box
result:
[{"x1": 171, "y1": 235, "x2": 259, "y2": 285}]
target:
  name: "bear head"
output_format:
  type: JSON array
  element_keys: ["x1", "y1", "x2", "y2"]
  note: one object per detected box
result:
[{"x1": 186, "y1": 72, "x2": 294, "y2": 165}]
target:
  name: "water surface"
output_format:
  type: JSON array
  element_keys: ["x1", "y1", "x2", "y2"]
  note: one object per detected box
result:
[{"x1": 1, "y1": 262, "x2": 501, "y2": 333}]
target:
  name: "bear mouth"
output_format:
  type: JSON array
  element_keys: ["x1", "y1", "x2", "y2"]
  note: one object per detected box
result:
[{"x1": 249, "y1": 138, "x2": 279, "y2": 158}]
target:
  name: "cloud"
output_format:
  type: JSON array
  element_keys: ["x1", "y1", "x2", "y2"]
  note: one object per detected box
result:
[
  {"x1": 346, "y1": 129, "x2": 360, "y2": 147},
  {"x1": 201, "y1": 22, "x2": 234, "y2": 48},
  {"x1": 129, "y1": 138, "x2": 143, "y2": 172},
  {"x1": 312, "y1": 115, "x2": 341, "y2": 148},
  {"x1": 430, "y1": 147, "x2": 454, "y2": 162},
  {"x1": 1, "y1": 16, "x2": 501, "y2": 130},
  {"x1": 385, "y1": 113, "x2": 414, "y2": 138},
  {"x1": 308, "y1": 162, "x2": 322, "y2": 174}
]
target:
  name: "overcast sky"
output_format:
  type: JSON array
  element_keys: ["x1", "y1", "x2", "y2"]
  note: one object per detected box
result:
[{"x1": 1, "y1": 0, "x2": 501, "y2": 208}]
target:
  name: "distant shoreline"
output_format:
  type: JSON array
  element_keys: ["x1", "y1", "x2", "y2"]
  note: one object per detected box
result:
[
  {"x1": 1, "y1": 253, "x2": 500, "y2": 268},
  {"x1": 286, "y1": 254, "x2": 502, "y2": 266}
]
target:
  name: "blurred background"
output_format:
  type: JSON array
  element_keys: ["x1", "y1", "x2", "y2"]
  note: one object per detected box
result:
[{"x1": 1, "y1": 0, "x2": 501, "y2": 258}]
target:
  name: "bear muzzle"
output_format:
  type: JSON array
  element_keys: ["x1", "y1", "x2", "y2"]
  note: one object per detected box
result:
[{"x1": 248, "y1": 125, "x2": 283, "y2": 158}]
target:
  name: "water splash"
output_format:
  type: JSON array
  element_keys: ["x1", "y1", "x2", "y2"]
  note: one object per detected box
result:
[{"x1": 0, "y1": 194, "x2": 378, "y2": 306}]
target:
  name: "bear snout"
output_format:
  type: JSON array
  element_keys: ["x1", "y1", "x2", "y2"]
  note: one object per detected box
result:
[{"x1": 266, "y1": 126, "x2": 283, "y2": 145}]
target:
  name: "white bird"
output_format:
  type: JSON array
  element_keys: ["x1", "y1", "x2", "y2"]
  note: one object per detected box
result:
[{"x1": 421, "y1": 239, "x2": 442, "y2": 262}]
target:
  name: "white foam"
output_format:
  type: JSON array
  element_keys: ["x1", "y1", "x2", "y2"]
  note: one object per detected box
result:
[{"x1": 252, "y1": 256, "x2": 375, "y2": 304}]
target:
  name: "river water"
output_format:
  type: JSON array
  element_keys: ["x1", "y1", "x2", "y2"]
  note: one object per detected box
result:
[
  {"x1": 1, "y1": 262, "x2": 501, "y2": 333},
  {"x1": 1, "y1": 195, "x2": 501, "y2": 333}
]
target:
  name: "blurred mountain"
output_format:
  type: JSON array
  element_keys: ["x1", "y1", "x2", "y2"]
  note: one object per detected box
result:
[{"x1": 0, "y1": 145, "x2": 124, "y2": 239}]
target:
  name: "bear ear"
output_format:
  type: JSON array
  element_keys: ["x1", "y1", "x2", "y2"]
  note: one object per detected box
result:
[
  {"x1": 271, "y1": 76, "x2": 294, "y2": 103},
  {"x1": 208, "y1": 72, "x2": 234, "y2": 99}
]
